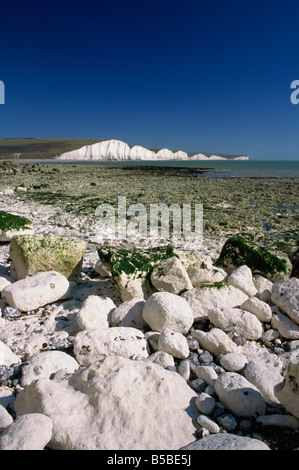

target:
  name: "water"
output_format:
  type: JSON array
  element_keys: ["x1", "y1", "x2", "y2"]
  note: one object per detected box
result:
[{"x1": 13, "y1": 159, "x2": 299, "y2": 178}]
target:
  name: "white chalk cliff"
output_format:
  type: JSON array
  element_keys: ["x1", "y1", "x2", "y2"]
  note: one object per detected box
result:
[{"x1": 57, "y1": 139, "x2": 249, "y2": 161}]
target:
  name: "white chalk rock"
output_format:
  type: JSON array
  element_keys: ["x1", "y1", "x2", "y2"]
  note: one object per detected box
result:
[
  {"x1": 256, "y1": 414, "x2": 299, "y2": 428},
  {"x1": 192, "y1": 328, "x2": 237, "y2": 356},
  {"x1": 0, "y1": 270, "x2": 13, "y2": 293},
  {"x1": 147, "y1": 351, "x2": 175, "y2": 369},
  {"x1": 94, "y1": 259, "x2": 112, "y2": 277},
  {"x1": 73, "y1": 326, "x2": 150, "y2": 366},
  {"x1": 195, "y1": 393, "x2": 216, "y2": 415},
  {"x1": 271, "y1": 310, "x2": 299, "y2": 339},
  {"x1": 187, "y1": 265, "x2": 215, "y2": 287},
  {"x1": 208, "y1": 307, "x2": 263, "y2": 340},
  {"x1": 274, "y1": 363, "x2": 299, "y2": 419},
  {"x1": 0, "y1": 404, "x2": 13, "y2": 431},
  {"x1": 244, "y1": 359, "x2": 284, "y2": 407},
  {"x1": 0, "y1": 386, "x2": 15, "y2": 410},
  {"x1": 195, "y1": 365, "x2": 218, "y2": 387},
  {"x1": 0, "y1": 413, "x2": 53, "y2": 450},
  {"x1": 253, "y1": 276, "x2": 273, "y2": 303},
  {"x1": 151, "y1": 257, "x2": 193, "y2": 294},
  {"x1": 197, "y1": 414, "x2": 219, "y2": 433},
  {"x1": 110, "y1": 299, "x2": 146, "y2": 329},
  {"x1": 158, "y1": 327, "x2": 189, "y2": 359},
  {"x1": 261, "y1": 328, "x2": 280, "y2": 342},
  {"x1": 21, "y1": 351, "x2": 79, "y2": 387},
  {"x1": 271, "y1": 278, "x2": 299, "y2": 325},
  {"x1": 214, "y1": 372, "x2": 266, "y2": 417},
  {"x1": 1, "y1": 271, "x2": 69, "y2": 312},
  {"x1": 14, "y1": 356, "x2": 198, "y2": 450},
  {"x1": 142, "y1": 292, "x2": 194, "y2": 334},
  {"x1": 0, "y1": 340, "x2": 20, "y2": 366},
  {"x1": 220, "y1": 353, "x2": 248, "y2": 372},
  {"x1": 240, "y1": 296, "x2": 272, "y2": 322},
  {"x1": 227, "y1": 265, "x2": 258, "y2": 297},
  {"x1": 181, "y1": 283, "x2": 248, "y2": 321},
  {"x1": 182, "y1": 433, "x2": 270, "y2": 450},
  {"x1": 76, "y1": 295, "x2": 115, "y2": 331}
]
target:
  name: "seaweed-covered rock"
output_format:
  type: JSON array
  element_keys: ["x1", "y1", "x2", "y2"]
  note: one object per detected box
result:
[
  {"x1": 9, "y1": 233, "x2": 86, "y2": 281},
  {"x1": 0, "y1": 211, "x2": 34, "y2": 242},
  {"x1": 216, "y1": 235, "x2": 292, "y2": 282},
  {"x1": 97, "y1": 245, "x2": 177, "y2": 301}
]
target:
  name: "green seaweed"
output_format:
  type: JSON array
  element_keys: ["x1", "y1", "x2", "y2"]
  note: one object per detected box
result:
[
  {"x1": 216, "y1": 235, "x2": 290, "y2": 277},
  {"x1": 0, "y1": 211, "x2": 32, "y2": 232},
  {"x1": 97, "y1": 245, "x2": 177, "y2": 280}
]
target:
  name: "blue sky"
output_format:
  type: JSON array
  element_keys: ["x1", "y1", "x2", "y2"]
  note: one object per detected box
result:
[{"x1": 0, "y1": 0, "x2": 299, "y2": 159}]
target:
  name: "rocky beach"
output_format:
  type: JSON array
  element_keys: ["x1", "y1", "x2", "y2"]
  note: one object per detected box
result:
[{"x1": 0, "y1": 161, "x2": 298, "y2": 451}]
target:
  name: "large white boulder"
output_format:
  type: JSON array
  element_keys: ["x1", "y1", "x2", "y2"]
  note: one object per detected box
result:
[
  {"x1": 110, "y1": 299, "x2": 146, "y2": 329},
  {"x1": 227, "y1": 265, "x2": 258, "y2": 297},
  {"x1": 157, "y1": 328, "x2": 189, "y2": 359},
  {"x1": 21, "y1": 351, "x2": 79, "y2": 387},
  {"x1": 244, "y1": 359, "x2": 284, "y2": 407},
  {"x1": 274, "y1": 363, "x2": 299, "y2": 419},
  {"x1": 192, "y1": 328, "x2": 237, "y2": 356},
  {"x1": 150, "y1": 257, "x2": 192, "y2": 294},
  {"x1": 181, "y1": 283, "x2": 248, "y2": 321},
  {"x1": 253, "y1": 275, "x2": 273, "y2": 303},
  {"x1": 143, "y1": 292, "x2": 194, "y2": 334},
  {"x1": 271, "y1": 278, "x2": 299, "y2": 324},
  {"x1": 240, "y1": 296, "x2": 272, "y2": 322},
  {"x1": 73, "y1": 327, "x2": 150, "y2": 366},
  {"x1": 0, "y1": 413, "x2": 53, "y2": 450},
  {"x1": 208, "y1": 307, "x2": 263, "y2": 340},
  {"x1": 214, "y1": 372, "x2": 266, "y2": 417},
  {"x1": 14, "y1": 356, "x2": 198, "y2": 450},
  {"x1": 1, "y1": 271, "x2": 69, "y2": 312},
  {"x1": 76, "y1": 295, "x2": 116, "y2": 331},
  {"x1": 271, "y1": 310, "x2": 299, "y2": 339},
  {"x1": 182, "y1": 433, "x2": 270, "y2": 450}
]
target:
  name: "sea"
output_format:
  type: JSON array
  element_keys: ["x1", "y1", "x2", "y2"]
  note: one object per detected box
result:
[{"x1": 14, "y1": 159, "x2": 299, "y2": 178}]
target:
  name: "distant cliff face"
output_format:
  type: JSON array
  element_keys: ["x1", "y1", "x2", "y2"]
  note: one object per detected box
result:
[{"x1": 57, "y1": 139, "x2": 249, "y2": 161}]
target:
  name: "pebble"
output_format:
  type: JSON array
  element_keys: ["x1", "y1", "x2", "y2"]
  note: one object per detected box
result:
[
  {"x1": 217, "y1": 413, "x2": 238, "y2": 432},
  {"x1": 2, "y1": 306, "x2": 22, "y2": 320},
  {"x1": 197, "y1": 414, "x2": 220, "y2": 433},
  {"x1": 195, "y1": 365, "x2": 218, "y2": 387},
  {"x1": 177, "y1": 360, "x2": 190, "y2": 381},
  {"x1": 198, "y1": 351, "x2": 213, "y2": 364},
  {"x1": 239, "y1": 419, "x2": 253, "y2": 433},
  {"x1": 220, "y1": 352, "x2": 248, "y2": 372},
  {"x1": 195, "y1": 392, "x2": 216, "y2": 415}
]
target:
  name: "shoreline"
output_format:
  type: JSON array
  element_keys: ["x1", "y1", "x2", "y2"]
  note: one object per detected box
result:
[{"x1": 0, "y1": 162, "x2": 298, "y2": 450}]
